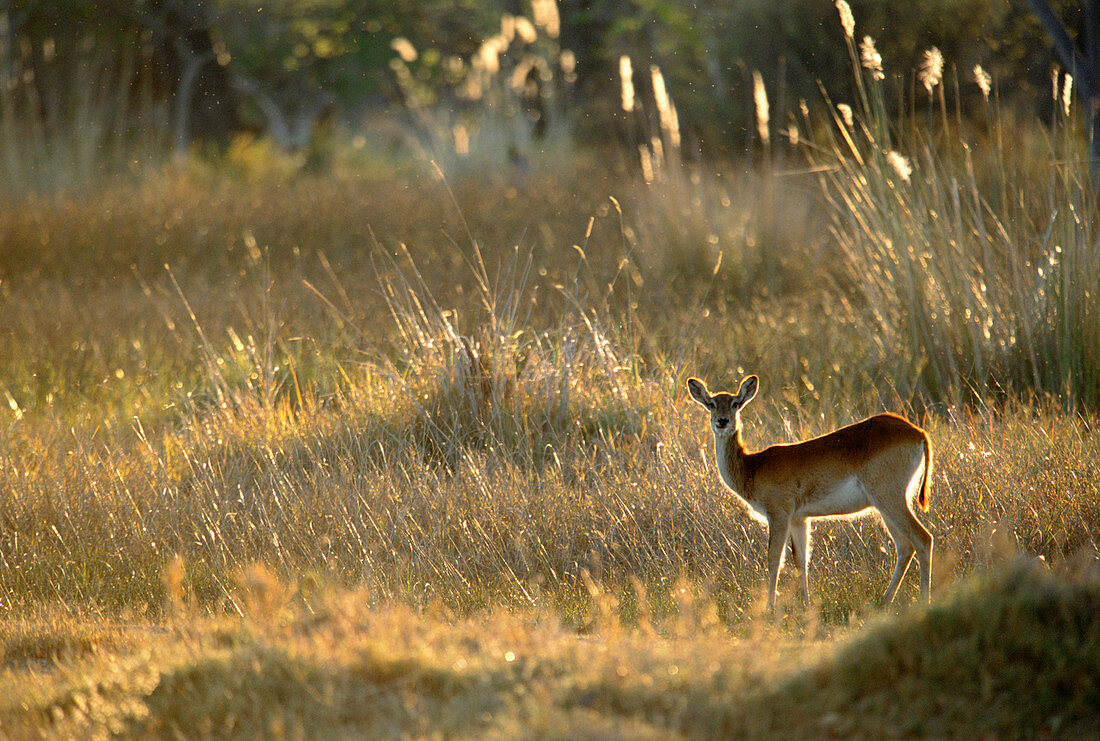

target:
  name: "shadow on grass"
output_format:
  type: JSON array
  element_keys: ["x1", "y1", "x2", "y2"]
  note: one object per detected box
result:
[
  {"x1": 561, "y1": 559, "x2": 1100, "y2": 738},
  {"x1": 128, "y1": 639, "x2": 506, "y2": 739}
]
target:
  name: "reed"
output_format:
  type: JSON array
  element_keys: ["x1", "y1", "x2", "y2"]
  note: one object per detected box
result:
[{"x1": 808, "y1": 7, "x2": 1100, "y2": 410}]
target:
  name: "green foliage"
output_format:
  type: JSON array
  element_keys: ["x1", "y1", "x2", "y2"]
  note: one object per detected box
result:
[
  {"x1": 1, "y1": 0, "x2": 1067, "y2": 167},
  {"x1": 208, "y1": 0, "x2": 505, "y2": 104}
]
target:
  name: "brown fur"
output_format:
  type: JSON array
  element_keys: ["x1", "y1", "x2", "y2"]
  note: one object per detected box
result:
[{"x1": 687, "y1": 375, "x2": 934, "y2": 610}]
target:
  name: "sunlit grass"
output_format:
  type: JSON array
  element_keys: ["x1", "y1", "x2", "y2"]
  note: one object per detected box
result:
[
  {"x1": 2, "y1": 15, "x2": 1100, "y2": 736},
  {"x1": 2, "y1": 561, "x2": 1097, "y2": 738},
  {"x1": 1, "y1": 167, "x2": 1096, "y2": 621},
  {"x1": 811, "y1": 24, "x2": 1100, "y2": 410}
]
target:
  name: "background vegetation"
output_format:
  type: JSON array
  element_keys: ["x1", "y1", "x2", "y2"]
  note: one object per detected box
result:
[{"x1": 2, "y1": 1, "x2": 1099, "y2": 737}]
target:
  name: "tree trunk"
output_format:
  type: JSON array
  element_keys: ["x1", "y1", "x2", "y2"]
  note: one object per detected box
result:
[{"x1": 1027, "y1": 0, "x2": 1100, "y2": 185}]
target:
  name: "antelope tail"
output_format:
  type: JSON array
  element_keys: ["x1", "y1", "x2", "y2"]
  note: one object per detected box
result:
[{"x1": 918, "y1": 432, "x2": 932, "y2": 512}]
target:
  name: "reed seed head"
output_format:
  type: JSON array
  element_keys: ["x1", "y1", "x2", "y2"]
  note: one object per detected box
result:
[
  {"x1": 478, "y1": 35, "x2": 506, "y2": 76},
  {"x1": 837, "y1": 103, "x2": 854, "y2": 128},
  {"x1": 651, "y1": 65, "x2": 681, "y2": 149},
  {"x1": 786, "y1": 122, "x2": 799, "y2": 147},
  {"x1": 514, "y1": 16, "x2": 537, "y2": 45},
  {"x1": 619, "y1": 55, "x2": 634, "y2": 112},
  {"x1": 973, "y1": 65, "x2": 992, "y2": 100},
  {"x1": 835, "y1": 0, "x2": 855, "y2": 39},
  {"x1": 532, "y1": 0, "x2": 560, "y2": 39},
  {"x1": 638, "y1": 144, "x2": 654, "y2": 183},
  {"x1": 860, "y1": 36, "x2": 884, "y2": 81},
  {"x1": 752, "y1": 71, "x2": 770, "y2": 147},
  {"x1": 919, "y1": 47, "x2": 943, "y2": 95},
  {"x1": 390, "y1": 37, "x2": 418, "y2": 64},
  {"x1": 886, "y1": 151, "x2": 912, "y2": 183},
  {"x1": 560, "y1": 49, "x2": 577, "y2": 83}
]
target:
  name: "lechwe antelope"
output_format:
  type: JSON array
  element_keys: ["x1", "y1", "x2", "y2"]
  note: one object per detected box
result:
[{"x1": 687, "y1": 375, "x2": 933, "y2": 611}]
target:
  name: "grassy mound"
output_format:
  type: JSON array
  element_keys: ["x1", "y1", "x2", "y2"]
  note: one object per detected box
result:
[
  {"x1": 555, "y1": 561, "x2": 1100, "y2": 738},
  {"x1": 3, "y1": 561, "x2": 1098, "y2": 738},
  {"x1": 758, "y1": 560, "x2": 1100, "y2": 738}
]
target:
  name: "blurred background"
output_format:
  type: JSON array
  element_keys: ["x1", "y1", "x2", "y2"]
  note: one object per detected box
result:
[{"x1": 0, "y1": 0, "x2": 1066, "y2": 189}]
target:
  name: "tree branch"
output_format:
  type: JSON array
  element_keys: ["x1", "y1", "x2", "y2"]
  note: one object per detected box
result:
[
  {"x1": 171, "y1": 39, "x2": 215, "y2": 154},
  {"x1": 229, "y1": 71, "x2": 293, "y2": 148}
]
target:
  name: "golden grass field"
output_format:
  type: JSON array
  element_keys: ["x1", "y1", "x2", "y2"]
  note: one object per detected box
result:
[
  {"x1": 4, "y1": 16, "x2": 1100, "y2": 728},
  {"x1": 1, "y1": 141, "x2": 1098, "y2": 737}
]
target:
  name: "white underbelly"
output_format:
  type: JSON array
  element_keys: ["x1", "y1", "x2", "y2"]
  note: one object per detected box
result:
[{"x1": 795, "y1": 475, "x2": 873, "y2": 518}]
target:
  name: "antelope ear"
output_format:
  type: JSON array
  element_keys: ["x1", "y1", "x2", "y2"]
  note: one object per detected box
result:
[
  {"x1": 686, "y1": 377, "x2": 715, "y2": 409},
  {"x1": 736, "y1": 375, "x2": 759, "y2": 405}
]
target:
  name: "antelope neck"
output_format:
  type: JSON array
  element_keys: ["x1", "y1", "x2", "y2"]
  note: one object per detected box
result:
[{"x1": 715, "y1": 424, "x2": 750, "y2": 494}]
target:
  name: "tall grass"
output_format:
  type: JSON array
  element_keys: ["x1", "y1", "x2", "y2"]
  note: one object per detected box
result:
[
  {"x1": 2, "y1": 178, "x2": 1097, "y2": 619},
  {"x1": 812, "y1": 14, "x2": 1100, "y2": 409}
]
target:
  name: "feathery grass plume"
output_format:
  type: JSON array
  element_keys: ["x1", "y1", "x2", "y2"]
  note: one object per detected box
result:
[
  {"x1": 390, "y1": 37, "x2": 418, "y2": 63},
  {"x1": 752, "y1": 70, "x2": 770, "y2": 148},
  {"x1": 560, "y1": 49, "x2": 577, "y2": 83},
  {"x1": 835, "y1": 0, "x2": 855, "y2": 39},
  {"x1": 837, "y1": 103, "x2": 854, "y2": 128},
  {"x1": 886, "y1": 150, "x2": 912, "y2": 182},
  {"x1": 514, "y1": 16, "x2": 537, "y2": 45},
  {"x1": 650, "y1": 135, "x2": 665, "y2": 167},
  {"x1": 638, "y1": 144, "x2": 654, "y2": 183},
  {"x1": 786, "y1": 122, "x2": 799, "y2": 146},
  {"x1": 510, "y1": 56, "x2": 544, "y2": 93},
  {"x1": 666, "y1": 97, "x2": 681, "y2": 149},
  {"x1": 4, "y1": 390, "x2": 22, "y2": 420},
  {"x1": 919, "y1": 47, "x2": 943, "y2": 95},
  {"x1": 532, "y1": 0, "x2": 560, "y2": 38},
  {"x1": 1062, "y1": 73, "x2": 1074, "y2": 117},
  {"x1": 478, "y1": 35, "x2": 506, "y2": 76},
  {"x1": 619, "y1": 55, "x2": 635, "y2": 112},
  {"x1": 650, "y1": 65, "x2": 681, "y2": 149},
  {"x1": 651, "y1": 65, "x2": 670, "y2": 118},
  {"x1": 973, "y1": 65, "x2": 992, "y2": 99},
  {"x1": 860, "y1": 36, "x2": 884, "y2": 81}
]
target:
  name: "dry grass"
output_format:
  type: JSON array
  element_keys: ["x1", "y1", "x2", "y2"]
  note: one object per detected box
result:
[
  {"x1": 1, "y1": 169, "x2": 1098, "y2": 589},
  {"x1": 3, "y1": 49, "x2": 1100, "y2": 734},
  {"x1": 814, "y1": 27, "x2": 1100, "y2": 410},
  {"x1": 2, "y1": 560, "x2": 1098, "y2": 739}
]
